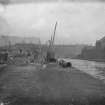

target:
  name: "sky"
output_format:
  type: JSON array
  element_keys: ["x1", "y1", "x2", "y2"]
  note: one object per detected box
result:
[
  {"x1": 0, "y1": 1, "x2": 105, "y2": 45},
  {"x1": 0, "y1": 0, "x2": 105, "y2": 4}
]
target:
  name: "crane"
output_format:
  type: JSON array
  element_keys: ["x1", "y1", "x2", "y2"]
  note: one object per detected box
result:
[{"x1": 46, "y1": 22, "x2": 58, "y2": 63}]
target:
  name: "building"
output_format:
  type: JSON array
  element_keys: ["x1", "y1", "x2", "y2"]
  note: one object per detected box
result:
[
  {"x1": 77, "y1": 36, "x2": 105, "y2": 62},
  {"x1": 0, "y1": 35, "x2": 40, "y2": 47}
]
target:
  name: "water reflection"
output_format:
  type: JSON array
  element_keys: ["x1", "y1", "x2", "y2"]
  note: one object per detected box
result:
[{"x1": 67, "y1": 59, "x2": 105, "y2": 82}]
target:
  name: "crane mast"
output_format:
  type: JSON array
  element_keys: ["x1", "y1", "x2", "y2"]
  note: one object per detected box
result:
[
  {"x1": 46, "y1": 22, "x2": 58, "y2": 63},
  {"x1": 51, "y1": 22, "x2": 57, "y2": 47}
]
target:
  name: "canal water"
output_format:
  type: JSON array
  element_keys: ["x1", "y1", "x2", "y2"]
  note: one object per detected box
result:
[{"x1": 66, "y1": 59, "x2": 105, "y2": 83}]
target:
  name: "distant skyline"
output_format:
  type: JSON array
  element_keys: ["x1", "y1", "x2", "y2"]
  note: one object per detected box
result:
[{"x1": 0, "y1": 2, "x2": 105, "y2": 45}]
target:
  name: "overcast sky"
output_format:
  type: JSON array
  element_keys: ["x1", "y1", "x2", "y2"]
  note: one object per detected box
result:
[{"x1": 0, "y1": 1, "x2": 105, "y2": 45}]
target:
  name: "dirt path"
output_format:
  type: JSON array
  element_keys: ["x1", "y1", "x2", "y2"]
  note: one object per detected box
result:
[{"x1": 0, "y1": 64, "x2": 105, "y2": 105}]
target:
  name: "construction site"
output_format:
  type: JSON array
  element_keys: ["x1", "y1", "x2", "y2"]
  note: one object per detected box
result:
[{"x1": 0, "y1": 22, "x2": 105, "y2": 105}]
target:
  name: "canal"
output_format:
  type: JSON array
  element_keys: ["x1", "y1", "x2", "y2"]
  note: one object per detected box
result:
[{"x1": 66, "y1": 59, "x2": 105, "y2": 83}]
